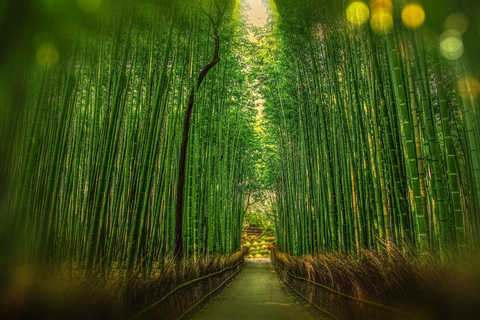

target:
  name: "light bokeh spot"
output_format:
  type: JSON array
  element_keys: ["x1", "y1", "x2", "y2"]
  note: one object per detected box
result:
[
  {"x1": 370, "y1": 0, "x2": 393, "y2": 13},
  {"x1": 78, "y1": 0, "x2": 101, "y2": 13},
  {"x1": 402, "y1": 3, "x2": 425, "y2": 29},
  {"x1": 346, "y1": 2, "x2": 370, "y2": 26},
  {"x1": 458, "y1": 76, "x2": 480, "y2": 99},
  {"x1": 36, "y1": 44, "x2": 59, "y2": 68},
  {"x1": 370, "y1": 11, "x2": 393, "y2": 34},
  {"x1": 444, "y1": 13, "x2": 469, "y2": 34},
  {"x1": 440, "y1": 30, "x2": 464, "y2": 60}
]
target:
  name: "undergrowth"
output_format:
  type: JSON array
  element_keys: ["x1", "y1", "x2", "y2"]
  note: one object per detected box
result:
[
  {"x1": 272, "y1": 244, "x2": 480, "y2": 320},
  {"x1": 0, "y1": 251, "x2": 245, "y2": 320}
]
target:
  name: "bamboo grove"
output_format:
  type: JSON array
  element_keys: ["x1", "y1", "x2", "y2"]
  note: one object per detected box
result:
[
  {"x1": 1, "y1": 0, "x2": 259, "y2": 276},
  {"x1": 2, "y1": 0, "x2": 480, "y2": 281},
  {"x1": 260, "y1": 0, "x2": 480, "y2": 256}
]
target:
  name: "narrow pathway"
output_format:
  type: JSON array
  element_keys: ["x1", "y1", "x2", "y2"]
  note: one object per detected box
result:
[{"x1": 191, "y1": 259, "x2": 318, "y2": 320}]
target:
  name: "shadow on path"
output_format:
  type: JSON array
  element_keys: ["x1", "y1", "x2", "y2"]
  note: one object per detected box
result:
[{"x1": 191, "y1": 258, "x2": 319, "y2": 320}]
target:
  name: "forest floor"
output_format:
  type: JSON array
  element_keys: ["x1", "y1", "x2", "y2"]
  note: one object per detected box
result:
[{"x1": 190, "y1": 258, "x2": 324, "y2": 320}]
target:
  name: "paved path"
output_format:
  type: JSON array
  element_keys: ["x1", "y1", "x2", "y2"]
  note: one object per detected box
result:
[{"x1": 191, "y1": 259, "x2": 318, "y2": 320}]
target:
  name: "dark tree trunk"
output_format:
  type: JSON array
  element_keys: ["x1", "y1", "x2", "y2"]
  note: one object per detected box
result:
[{"x1": 174, "y1": 16, "x2": 222, "y2": 258}]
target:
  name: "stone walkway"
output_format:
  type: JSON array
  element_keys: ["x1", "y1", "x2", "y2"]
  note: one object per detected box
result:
[{"x1": 191, "y1": 259, "x2": 320, "y2": 320}]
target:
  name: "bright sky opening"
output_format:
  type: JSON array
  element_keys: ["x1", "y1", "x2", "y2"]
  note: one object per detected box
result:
[{"x1": 245, "y1": 0, "x2": 268, "y2": 27}]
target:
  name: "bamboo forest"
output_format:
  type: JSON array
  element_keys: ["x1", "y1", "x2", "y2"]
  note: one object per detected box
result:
[{"x1": 2, "y1": 0, "x2": 480, "y2": 319}]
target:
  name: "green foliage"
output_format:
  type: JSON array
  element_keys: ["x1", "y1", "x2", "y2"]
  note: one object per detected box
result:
[
  {"x1": 262, "y1": 0, "x2": 480, "y2": 256},
  {"x1": 2, "y1": 0, "x2": 260, "y2": 275},
  {"x1": 2, "y1": 0, "x2": 480, "y2": 279}
]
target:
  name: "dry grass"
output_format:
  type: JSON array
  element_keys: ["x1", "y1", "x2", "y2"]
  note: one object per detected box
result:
[
  {"x1": 272, "y1": 245, "x2": 480, "y2": 320},
  {"x1": 0, "y1": 250, "x2": 245, "y2": 320}
]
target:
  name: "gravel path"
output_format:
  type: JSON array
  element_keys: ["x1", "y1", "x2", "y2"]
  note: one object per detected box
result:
[{"x1": 190, "y1": 258, "x2": 319, "y2": 320}]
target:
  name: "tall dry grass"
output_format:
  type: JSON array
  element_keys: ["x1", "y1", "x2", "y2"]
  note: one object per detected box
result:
[
  {"x1": 0, "y1": 251, "x2": 245, "y2": 320},
  {"x1": 272, "y1": 245, "x2": 480, "y2": 319}
]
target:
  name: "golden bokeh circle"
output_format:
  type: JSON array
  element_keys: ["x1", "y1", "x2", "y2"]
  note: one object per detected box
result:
[
  {"x1": 346, "y1": 2, "x2": 370, "y2": 26},
  {"x1": 371, "y1": 11, "x2": 393, "y2": 34},
  {"x1": 458, "y1": 76, "x2": 480, "y2": 99},
  {"x1": 370, "y1": 0, "x2": 393, "y2": 13},
  {"x1": 402, "y1": 3, "x2": 425, "y2": 29}
]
